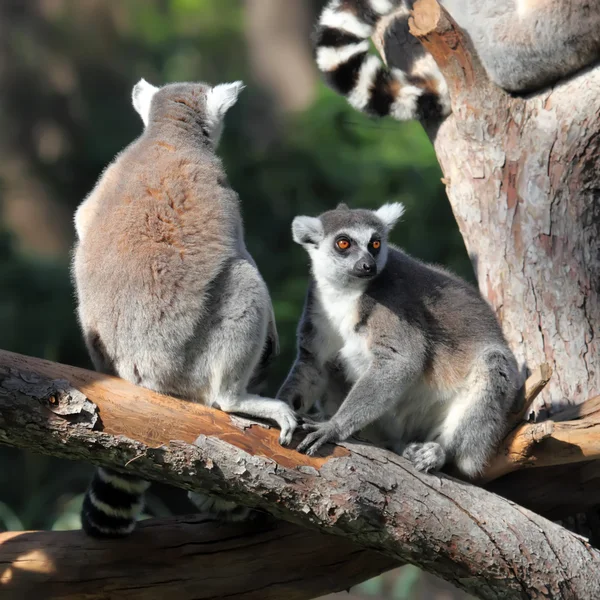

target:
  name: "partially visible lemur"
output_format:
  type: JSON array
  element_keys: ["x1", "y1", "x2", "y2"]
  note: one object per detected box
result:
[
  {"x1": 314, "y1": 0, "x2": 600, "y2": 121},
  {"x1": 278, "y1": 203, "x2": 521, "y2": 477},
  {"x1": 73, "y1": 79, "x2": 297, "y2": 537}
]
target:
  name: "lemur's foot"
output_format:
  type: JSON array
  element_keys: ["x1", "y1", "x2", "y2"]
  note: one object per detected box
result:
[
  {"x1": 403, "y1": 442, "x2": 445, "y2": 473},
  {"x1": 188, "y1": 491, "x2": 253, "y2": 522}
]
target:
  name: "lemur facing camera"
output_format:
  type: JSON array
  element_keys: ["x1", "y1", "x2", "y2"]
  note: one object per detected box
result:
[
  {"x1": 73, "y1": 79, "x2": 297, "y2": 537},
  {"x1": 278, "y1": 203, "x2": 521, "y2": 478}
]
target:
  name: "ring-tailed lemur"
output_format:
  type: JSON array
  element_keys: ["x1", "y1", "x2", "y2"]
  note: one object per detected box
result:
[
  {"x1": 277, "y1": 203, "x2": 521, "y2": 478},
  {"x1": 73, "y1": 79, "x2": 296, "y2": 537},
  {"x1": 315, "y1": 0, "x2": 451, "y2": 122},
  {"x1": 314, "y1": 0, "x2": 600, "y2": 121}
]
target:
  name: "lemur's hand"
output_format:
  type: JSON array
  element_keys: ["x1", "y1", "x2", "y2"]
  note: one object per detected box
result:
[{"x1": 296, "y1": 418, "x2": 341, "y2": 456}]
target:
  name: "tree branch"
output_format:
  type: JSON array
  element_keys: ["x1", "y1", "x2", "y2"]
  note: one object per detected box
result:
[
  {"x1": 481, "y1": 414, "x2": 600, "y2": 483},
  {"x1": 0, "y1": 516, "x2": 397, "y2": 600},
  {"x1": 2, "y1": 349, "x2": 600, "y2": 599},
  {"x1": 508, "y1": 363, "x2": 553, "y2": 428}
]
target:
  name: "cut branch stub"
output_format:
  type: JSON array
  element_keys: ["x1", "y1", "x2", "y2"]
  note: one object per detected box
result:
[{"x1": 509, "y1": 363, "x2": 553, "y2": 427}]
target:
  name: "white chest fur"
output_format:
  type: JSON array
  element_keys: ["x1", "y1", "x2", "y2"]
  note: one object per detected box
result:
[{"x1": 313, "y1": 282, "x2": 372, "y2": 382}]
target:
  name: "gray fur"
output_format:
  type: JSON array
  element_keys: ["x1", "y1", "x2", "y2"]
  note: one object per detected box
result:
[
  {"x1": 314, "y1": 0, "x2": 599, "y2": 124},
  {"x1": 74, "y1": 79, "x2": 296, "y2": 535},
  {"x1": 188, "y1": 490, "x2": 253, "y2": 522},
  {"x1": 441, "y1": 0, "x2": 600, "y2": 93},
  {"x1": 279, "y1": 203, "x2": 521, "y2": 478}
]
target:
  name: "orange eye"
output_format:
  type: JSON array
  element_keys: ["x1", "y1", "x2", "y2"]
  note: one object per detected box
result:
[
  {"x1": 372, "y1": 240, "x2": 381, "y2": 249},
  {"x1": 336, "y1": 238, "x2": 350, "y2": 251}
]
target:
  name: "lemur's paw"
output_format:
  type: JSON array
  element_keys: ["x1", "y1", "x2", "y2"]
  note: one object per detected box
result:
[
  {"x1": 403, "y1": 442, "x2": 446, "y2": 473},
  {"x1": 188, "y1": 491, "x2": 252, "y2": 522},
  {"x1": 296, "y1": 420, "x2": 340, "y2": 456},
  {"x1": 271, "y1": 402, "x2": 298, "y2": 446}
]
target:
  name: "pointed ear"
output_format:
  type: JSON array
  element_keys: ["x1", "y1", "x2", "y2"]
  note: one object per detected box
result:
[
  {"x1": 374, "y1": 202, "x2": 405, "y2": 230},
  {"x1": 292, "y1": 216, "x2": 324, "y2": 247},
  {"x1": 206, "y1": 81, "x2": 244, "y2": 126},
  {"x1": 132, "y1": 78, "x2": 159, "y2": 127}
]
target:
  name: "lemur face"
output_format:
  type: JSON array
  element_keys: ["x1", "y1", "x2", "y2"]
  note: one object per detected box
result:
[
  {"x1": 320, "y1": 225, "x2": 385, "y2": 284},
  {"x1": 292, "y1": 202, "x2": 405, "y2": 289}
]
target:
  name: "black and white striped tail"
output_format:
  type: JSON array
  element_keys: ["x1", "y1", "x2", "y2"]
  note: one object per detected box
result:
[
  {"x1": 314, "y1": 0, "x2": 450, "y2": 121},
  {"x1": 81, "y1": 467, "x2": 150, "y2": 538}
]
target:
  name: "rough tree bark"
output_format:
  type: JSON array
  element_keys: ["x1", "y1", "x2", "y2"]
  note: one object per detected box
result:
[
  {"x1": 1, "y1": 349, "x2": 600, "y2": 600},
  {"x1": 374, "y1": 0, "x2": 600, "y2": 543},
  {"x1": 379, "y1": 0, "x2": 600, "y2": 414}
]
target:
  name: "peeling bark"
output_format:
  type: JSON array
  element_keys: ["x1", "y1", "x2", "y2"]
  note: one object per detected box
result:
[{"x1": 1, "y1": 349, "x2": 600, "y2": 599}]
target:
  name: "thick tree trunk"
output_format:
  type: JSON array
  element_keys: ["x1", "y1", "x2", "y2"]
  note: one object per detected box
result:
[
  {"x1": 373, "y1": 0, "x2": 600, "y2": 551},
  {"x1": 381, "y1": 0, "x2": 600, "y2": 415},
  {"x1": 1, "y1": 349, "x2": 600, "y2": 599}
]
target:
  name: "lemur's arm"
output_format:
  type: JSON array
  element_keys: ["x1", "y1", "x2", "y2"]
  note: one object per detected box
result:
[
  {"x1": 297, "y1": 328, "x2": 427, "y2": 456},
  {"x1": 277, "y1": 286, "x2": 328, "y2": 414}
]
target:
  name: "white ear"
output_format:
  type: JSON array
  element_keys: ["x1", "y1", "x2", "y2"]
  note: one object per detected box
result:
[
  {"x1": 206, "y1": 81, "x2": 244, "y2": 126},
  {"x1": 292, "y1": 216, "x2": 324, "y2": 247},
  {"x1": 132, "y1": 78, "x2": 159, "y2": 127},
  {"x1": 375, "y1": 202, "x2": 405, "y2": 230}
]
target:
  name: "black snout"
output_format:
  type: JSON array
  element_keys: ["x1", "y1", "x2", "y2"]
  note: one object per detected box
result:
[{"x1": 352, "y1": 255, "x2": 377, "y2": 278}]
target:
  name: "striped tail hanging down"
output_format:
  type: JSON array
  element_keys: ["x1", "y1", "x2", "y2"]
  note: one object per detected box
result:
[
  {"x1": 81, "y1": 467, "x2": 150, "y2": 538},
  {"x1": 314, "y1": 0, "x2": 451, "y2": 122}
]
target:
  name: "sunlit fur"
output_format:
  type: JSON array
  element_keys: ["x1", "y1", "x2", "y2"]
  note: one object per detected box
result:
[
  {"x1": 279, "y1": 203, "x2": 522, "y2": 478},
  {"x1": 74, "y1": 79, "x2": 295, "y2": 537}
]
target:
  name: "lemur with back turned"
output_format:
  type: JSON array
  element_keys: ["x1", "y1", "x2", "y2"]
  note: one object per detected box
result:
[
  {"x1": 278, "y1": 203, "x2": 521, "y2": 477},
  {"x1": 314, "y1": 0, "x2": 600, "y2": 122},
  {"x1": 73, "y1": 79, "x2": 297, "y2": 537}
]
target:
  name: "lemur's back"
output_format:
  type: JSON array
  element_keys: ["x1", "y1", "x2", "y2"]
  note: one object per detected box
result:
[
  {"x1": 74, "y1": 130, "x2": 240, "y2": 391},
  {"x1": 75, "y1": 79, "x2": 298, "y2": 538}
]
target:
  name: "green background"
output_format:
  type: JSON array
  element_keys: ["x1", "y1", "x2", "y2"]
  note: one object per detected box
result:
[{"x1": 0, "y1": 2, "x2": 474, "y2": 598}]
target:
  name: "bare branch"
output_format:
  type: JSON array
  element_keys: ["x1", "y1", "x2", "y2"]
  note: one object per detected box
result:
[
  {"x1": 1, "y1": 349, "x2": 600, "y2": 599},
  {"x1": 0, "y1": 516, "x2": 397, "y2": 600}
]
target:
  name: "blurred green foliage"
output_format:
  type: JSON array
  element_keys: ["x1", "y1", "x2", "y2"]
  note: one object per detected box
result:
[{"x1": 0, "y1": 1, "x2": 472, "y2": 597}]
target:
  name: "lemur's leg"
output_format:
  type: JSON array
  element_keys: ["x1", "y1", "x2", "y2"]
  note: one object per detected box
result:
[
  {"x1": 185, "y1": 258, "x2": 296, "y2": 518},
  {"x1": 433, "y1": 348, "x2": 520, "y2": 478},
  {"x1": 201, "y1": 258, "x2": 297, "y2": 445},
  {"x1": 187, "y1": 258, "x2": 297, "y2": 518}
]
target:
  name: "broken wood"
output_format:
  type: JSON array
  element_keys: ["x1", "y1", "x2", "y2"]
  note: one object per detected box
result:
[
  {"x1": 481, "y1": 417, "x2": 600, "y2": 483},
  {"x1": 480, "y1": 364, "x2": 600, "y2": 482},
  {"x1": 507, "y1": 363, "x2": 553, "y2": 428},
  {"x1": 2, "y1": 349, "x2": 600, "y2": 599}
]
